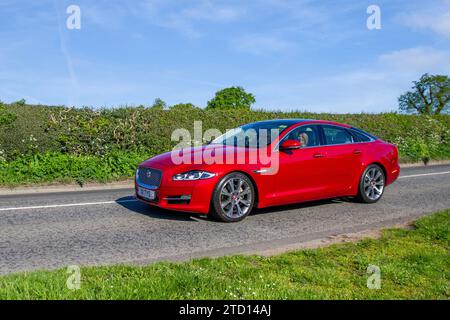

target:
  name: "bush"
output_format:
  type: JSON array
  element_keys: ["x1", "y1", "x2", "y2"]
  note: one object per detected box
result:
[
  {"x1": 0, "y1": 102, "x2": 16, "y2": 125},
  {"x1": 0, "y1": 151, "x2": 148, "y2": 186}
]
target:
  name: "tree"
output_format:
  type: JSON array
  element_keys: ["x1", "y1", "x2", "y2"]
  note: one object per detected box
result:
[
  {"x1": 13, "y1": 99, "x2": 26, "y2": 106},
  {"x1": 398, "y1": 74, "x2": 450, "y2": 115},
  {"x1": 150, "y1": 98, "x2": 167, "y2": 110},
  {"x1": 169, "y1": 103, "x2": 200, "y2": 111},
  {"x1": 206, "y1": 87, "x2": 255, "y2": 110}
]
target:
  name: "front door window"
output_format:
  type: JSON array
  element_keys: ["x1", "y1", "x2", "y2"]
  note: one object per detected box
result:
[{"x1": 283, "y1": 125, "x2": 321, "y2": 148}]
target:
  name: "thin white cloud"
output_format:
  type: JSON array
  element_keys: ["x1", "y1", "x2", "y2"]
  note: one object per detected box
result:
[
  {"x1": 379, "y1": 47, "x2": 450, "y2": 73},
  {"x1": 252, "y1": 46, "x2": 450, "y2": 113},
  {"x1": 398, "y1": 1, "x2": 450, "y2": 37},
  {"x1": 135, "y1": 0, "x2": 244, "y2": 38},
  {"x1": 181, "y1": 0, "x2": 243, "y2": 22},
  {"x1": 252, "y1": 70, "x2": 400, "y2": 113},
  {"x1": 53, "y1": 0, "x2": 78, "y2": 107}
]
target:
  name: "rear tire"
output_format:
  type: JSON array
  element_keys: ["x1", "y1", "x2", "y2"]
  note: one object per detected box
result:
[
  {"x1": 357, "y1": 164, "x2": 385, "y2": 203},
  {"x1": 211, "y1": 173, "x2": 255, "y2": 222}
]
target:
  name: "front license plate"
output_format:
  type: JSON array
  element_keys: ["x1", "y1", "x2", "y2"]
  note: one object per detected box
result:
[{"x1": 137, "y1": 187, "x2": 156, "y2": 201}]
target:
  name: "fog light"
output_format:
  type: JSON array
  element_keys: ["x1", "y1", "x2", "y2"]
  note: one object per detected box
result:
[{"x1": 164, "y1": 195, "x2": 192, "y2": 204}]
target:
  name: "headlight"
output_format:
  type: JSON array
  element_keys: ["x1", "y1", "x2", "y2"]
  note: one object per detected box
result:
[{"x1": 173, "y1": 171, "x2": 216, "y2": 181}]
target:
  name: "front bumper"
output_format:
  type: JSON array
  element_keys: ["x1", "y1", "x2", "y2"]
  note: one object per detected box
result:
[{"x1": 135, "y1": 172, "x2": 218, "y2": 214}]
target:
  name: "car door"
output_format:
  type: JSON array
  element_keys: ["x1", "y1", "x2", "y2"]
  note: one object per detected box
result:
[
  {"x1": 275, "y1": 124, "x2": 329, "y2": 204},
  {"x1": 319, "y1": 125, "x2": 362, "y2": 197}
]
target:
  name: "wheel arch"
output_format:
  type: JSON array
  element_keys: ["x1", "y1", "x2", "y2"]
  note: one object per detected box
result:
[
  {"x1": 233, "y1": 170, "x2": 260, "y2": 207},
  {"x1": 368, "y1": 162, "x2": 387, "y2": 180},
  {"x1": 211, "y1": 170, "x2": 260, "y2": 209},
  {"x1": 356, "y1": 162, "x2": 387, "y2": 203},
  {"x1": 352, "y1": 161, "x2": 388, "y2": 196}
]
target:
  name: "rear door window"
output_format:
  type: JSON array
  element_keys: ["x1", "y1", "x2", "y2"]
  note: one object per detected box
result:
[{"x1": 322, "y1": 125, "x2": 354, "y2": 145}]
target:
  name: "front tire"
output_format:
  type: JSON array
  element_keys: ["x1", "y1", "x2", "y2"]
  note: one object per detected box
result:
[
  {"x1": 357, "y1": 164, "x2": 385, "y2": 203},
  {"x1": 211, "y1": 173, "x2": 255, "y2": 222}
]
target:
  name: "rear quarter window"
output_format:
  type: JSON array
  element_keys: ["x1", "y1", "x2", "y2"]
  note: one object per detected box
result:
[
  {"x1": 350, "y1": 130, "x2": 372, "y2": 142},
  {"x1": 350, "y1": 127, "x2": 377, "y2": 142}
]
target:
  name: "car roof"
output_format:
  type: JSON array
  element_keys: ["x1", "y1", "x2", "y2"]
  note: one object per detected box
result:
[{"x1": 250, "y1": 119, "x2": 352, "y2": 128}]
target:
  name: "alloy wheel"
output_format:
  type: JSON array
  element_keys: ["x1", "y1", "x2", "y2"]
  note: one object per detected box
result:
[
  {"x1": 363, "y1": 167, "x2": 384, "y2": 201},
  {"x1": 219, "y1": 178, "x2": 252, "y2": 218}
]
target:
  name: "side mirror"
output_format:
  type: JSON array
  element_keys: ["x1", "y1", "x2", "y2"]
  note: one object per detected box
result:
[{"x1": 280, "y1": 139, "x2": 301, "y2": 150}]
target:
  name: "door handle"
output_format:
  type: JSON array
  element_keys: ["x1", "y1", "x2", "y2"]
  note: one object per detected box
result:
[
  {"x1": 353, "y1": 149, "x2": 362, "y2": 155},
  {"x1": 313, "y1": 153, "x2": 325, "y2": 158}
]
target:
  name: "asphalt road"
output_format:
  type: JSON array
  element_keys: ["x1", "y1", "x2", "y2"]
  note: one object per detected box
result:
[{"x1": 1, "y1": 165, "x2": 449, "y2": 275}]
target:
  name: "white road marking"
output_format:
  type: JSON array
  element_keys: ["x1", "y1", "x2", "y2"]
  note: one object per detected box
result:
[
  {"x1": 0, "y1": 199, "x2": 137, "y2": 212},
  {"x1": 399, "y1": 171, "x2": 450, "y2": 179},
  {"x1": 0, "y1": 170, "x2": 449, "y2": 212}
]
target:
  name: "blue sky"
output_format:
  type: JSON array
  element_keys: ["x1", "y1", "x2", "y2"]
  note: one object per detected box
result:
[{"x1": 1, "y1": 0, "x2": 449, "y2": 112}]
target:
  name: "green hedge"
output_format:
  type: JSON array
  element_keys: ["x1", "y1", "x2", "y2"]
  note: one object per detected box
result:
[
  {"x1": 0, "y1": 151, "x2": 147, "y2": 186},
  {"x1": 0, "y1": 102, "x2": 449, "y2": 185}
]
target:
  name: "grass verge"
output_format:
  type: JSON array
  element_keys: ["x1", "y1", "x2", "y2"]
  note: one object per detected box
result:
[{"x1": 0, "y1": 210, "x2": 448, "y2": 300}]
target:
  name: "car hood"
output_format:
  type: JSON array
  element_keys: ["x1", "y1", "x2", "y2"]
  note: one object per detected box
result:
[{"x1": 140, "y1": 145, "x2": 263, "y2": 170}]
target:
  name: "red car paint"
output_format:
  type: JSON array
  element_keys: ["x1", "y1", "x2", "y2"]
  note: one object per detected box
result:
[{"x1": 135, "y1": 120, "x2": 400, "y2": 214}]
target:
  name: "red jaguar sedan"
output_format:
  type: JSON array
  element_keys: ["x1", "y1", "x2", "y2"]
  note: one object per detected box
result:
[{"x1": 135, "y1": 119, "x2": 400, "y2": 222}]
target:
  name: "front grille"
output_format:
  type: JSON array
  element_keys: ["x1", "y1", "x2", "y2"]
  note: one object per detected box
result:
[{"x1": 138, "y1": 167, "x2": 162, "y2": 187}]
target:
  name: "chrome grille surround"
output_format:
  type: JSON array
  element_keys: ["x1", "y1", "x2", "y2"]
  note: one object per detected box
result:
[{"x1": 137, "y1": 167, "x2": 162, "y2": 189}]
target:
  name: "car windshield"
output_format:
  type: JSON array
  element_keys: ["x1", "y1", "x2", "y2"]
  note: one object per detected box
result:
[{"x1": 210, "y1": 121, "x2": 292, "y2": 148}]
